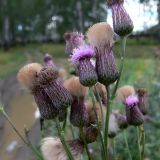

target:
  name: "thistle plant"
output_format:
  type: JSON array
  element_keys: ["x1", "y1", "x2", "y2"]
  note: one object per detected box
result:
[{"x1": 1, "y1": 1, "x2": 149, "y2": 160}]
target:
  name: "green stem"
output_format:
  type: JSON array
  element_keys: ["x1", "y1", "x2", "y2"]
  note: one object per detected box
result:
[
  {"x1": 140, "y1": 125, "x2": 145, "y2": 160},
  {"x1": 136, "y1": 127, "x2": 142, "y2": 160},
  {"x1": 94, "y1": 85, "x2": 105, "y2": 133},
  {"x1": 79, "y1": 127, "x2": 92, "y2": 160},
  {"x1": 0, "y1": 107, "x2": 43, "y2": 160},
  {"x1": 124, "y1": 131, "x2": 132, "y2": 160},
  {"x1": 104, "y1": 86, "x2": 111, "y2": 159},
  {"x1": 55, "y1": 118, "x2": 74, "y2": 160},
  {"x1": 111, "y1": 36, "x2": 127, "y2": 99},
  {"x1": 89, "y1": 88, "x2": 106, "y2": 160}
]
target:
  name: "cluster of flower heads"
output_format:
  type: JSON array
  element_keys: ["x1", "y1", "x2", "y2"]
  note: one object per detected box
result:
[{"x1": 16, "y1": 1, "x2": 140, "y2": 159}]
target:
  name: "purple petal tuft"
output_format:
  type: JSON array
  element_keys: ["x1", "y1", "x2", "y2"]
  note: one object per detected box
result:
[
  {"x1": 125, "y1": 95, "x2": 138, "y2": 107},
  {"x1": 71, "y1": 45, "x2": 95, "y2": 64}
]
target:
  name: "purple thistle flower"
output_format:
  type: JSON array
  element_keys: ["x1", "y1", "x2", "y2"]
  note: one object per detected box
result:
[
  {"x1": 64, "y1": 32, "x2": 85, "y2": 55},
  {"x1": 71, "y1": 45, "x2": 95, "y2": 65},
  {"x1": 111, "y1": 2, "x2": 134, "y2": 36},
  {"x1": 71, "y1": 44, "x2": 98, "y2": 87},
  {"x1": 124, "y1": 95, "x2": 144, "y2": 126},
  {"x1": 125, "y1": 95, "x2": 139, "y2": 107}
]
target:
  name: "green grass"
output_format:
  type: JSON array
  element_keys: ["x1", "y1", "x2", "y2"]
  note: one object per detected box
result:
[{"x1": 0, "y1": 38, "x2": 158, "y2": 78}]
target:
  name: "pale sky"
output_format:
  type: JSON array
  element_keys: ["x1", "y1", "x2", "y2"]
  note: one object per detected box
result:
[{"x1": 107, "y1": 0, "x2": 158, "y2": 32}]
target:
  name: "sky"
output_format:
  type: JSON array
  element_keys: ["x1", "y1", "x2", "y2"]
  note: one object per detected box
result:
[{"x1": 107, "y1": 0, "x2": 158, "y2": 32}]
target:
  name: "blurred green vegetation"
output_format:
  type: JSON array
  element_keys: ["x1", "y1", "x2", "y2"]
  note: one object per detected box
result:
[
  {"x1": 0, "y1": 37, "x2": 160, "y2": 159},
  {"x1": 0, "y1": 38, "x2": 158, "y2": 78}
]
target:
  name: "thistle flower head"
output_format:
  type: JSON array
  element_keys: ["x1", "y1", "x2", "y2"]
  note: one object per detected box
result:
[
  {"x1": 38, "y1": 67, "x2": 72, "y2": 110},
  {"x1": 41, "y1": 137, "x2": 83, "y2": 160},
  {"x1": 63, "y1": 76, "x2": 88, "y2": 98},
  {"x1": 125, "y1": 95, "x2": 139, "y2": 107},
  {"x1": 81, "y1": 126, "x2": 98, "y2": 143},
  {"x1": 107, "y1": 0, "x2": 124, "y2": 7},
  {"x1": 70, "y1": 97, "x2": 88, "y2": 127},
  {"x1": 86, "y1": 22, "x2": 114, "y2": 47},
  {"x1": 71, "y1": 45, "x2": 95, "y2": 65},
  {"x1": 111, "y1": 3, "x2": 134, "y2": 36},
  {"x1": 17, "y1": 63, "x2": 42, "y2": 89},
  {"x1": 38, "y1": 67, "x2": 59, "y2": 85},
  {"x1": 124, "y1": 95, "x2": 144, "y2": 126},
  {"x1": 115, "y1": 113, "x2": 128, "y2": 129},
  {"x1": 137, "y1": 88, "x2": 148, "y2": 115},
  {"x1": 43, "y1": 53, "x2": 57, "y2": 68},
  {"x1": 116, "y1": 85, "x2": 135, "y2": 103},
  {"x1": 64, "y1": 32, "x2": 85, "y2": 54}
]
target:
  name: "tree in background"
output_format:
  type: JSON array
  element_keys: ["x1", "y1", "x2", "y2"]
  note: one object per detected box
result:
[{"x1": 0, "y1": 0, "x2": 107, "y2": 49}]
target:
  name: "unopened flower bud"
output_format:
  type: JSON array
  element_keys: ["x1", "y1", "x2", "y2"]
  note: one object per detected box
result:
[
  {"x1": 70, "y1": 97, "x2": 88, "y2": 127},
  {"x1": 137, "y1": 88, "x2": 148, "y2": 115},
  {"x1": 124, "y1": 95, "x2": 144, "y2": 126},
  {"x1": 115, "y1": 113, "x2": 128, "y2": 129},
  {"x1": 71, "y1": 45, "x2": 98, "y2": 87},
  {"x1": 96, "y1": 48, "x2": 119, "y2": 86},
  {"x1": 43, "y1": 53, "x2": 57, "y2": 68},
  {"x1": 111, "y1": 2, "x2": 134, "y2": 36}
]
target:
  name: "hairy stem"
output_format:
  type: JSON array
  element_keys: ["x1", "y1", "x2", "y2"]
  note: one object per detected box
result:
[
  {"x1": 124, "y1": 131, "x2": 132, "y2": 160},
  {"x1": 79, "y1": 127, "x2": 92, "y2": 160},
  {"x1": 89, "y1": 87, "x2": 106, "y2": 160},
  {"x1": 55, "y1": 118, "x2": 74, "y2": 160},
  {"x1": 136, "y1": 127, "x2": 142, "y2": 160}
]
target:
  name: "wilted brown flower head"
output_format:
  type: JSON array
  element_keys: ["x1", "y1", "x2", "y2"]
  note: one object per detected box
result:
[
  {"x1": 116, "y1": 85, "x2": 135, "y2": 103},
  {"x1": 63, "y1": 76, "x2": 88, "y2": 98},
  {"x1": 86, "y1": 22, "x2": 114, "y2": 48},
  {"x1": 38, "y1": 67, "x2": 72, "y2": 110},
  {"x1": 93, "y1": 83, "x2": 107, "y2": 105},
  {"x1": 85, "y1": 101, "x2": 106, "y2": 125},
  {"x1": 81, "y1": 126, "x2": 98, "y2": 143},
  {"x1": 17, "y1": 63, "x2": 42, "y2": 90},
  {"x1": 108, "y1": 113, "x2": 119, "y2": 138},
  {"x1": 41, "y1": 137, "x2": 84, "y2": 160},
  {"x1": 136, "y1": 88, "x2": 148, "y2": 115}
]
